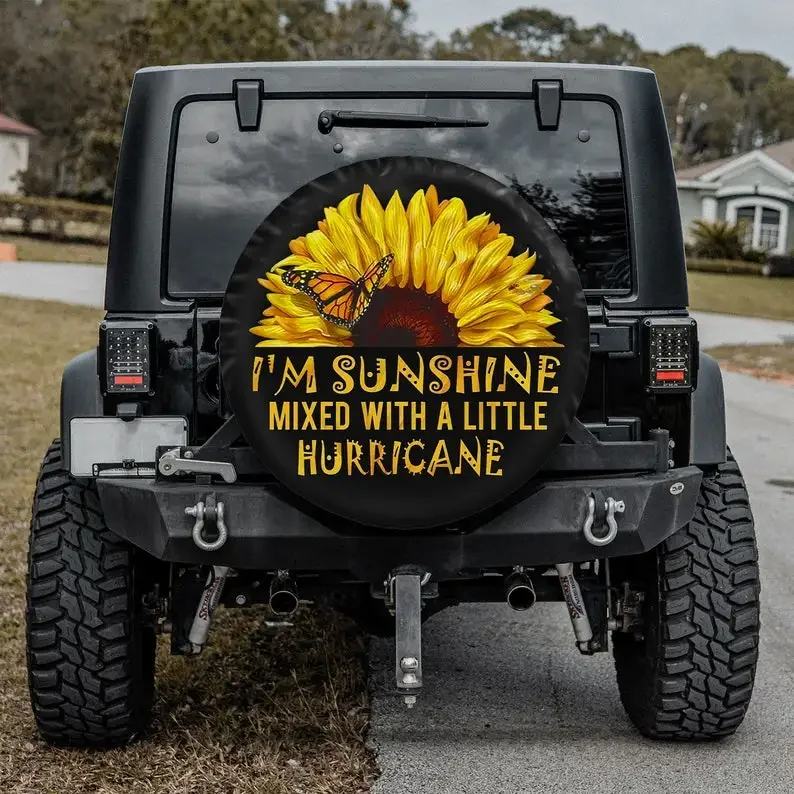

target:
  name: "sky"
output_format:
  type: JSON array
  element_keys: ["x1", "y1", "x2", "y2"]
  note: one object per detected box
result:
[{"x1": 409, "y1": 0, "x2": 794, "y2": 67}]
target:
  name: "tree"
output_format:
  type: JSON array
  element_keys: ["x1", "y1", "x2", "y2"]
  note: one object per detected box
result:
[
  {"x1": 432, "y1": 7, "x2": 640, "y2": 65},
  {"x1": 715, "y1": 50, "x2": 792, "y2": 150},
  {"x1": 73, "y1": 0, "x2": 424, "y2": 193},
  {"x1": 561, "y1": 24, "x2": 642, "y2": 66},
  {"x1": 283, "y1": 0, "x2": 424, "y2": 60}
]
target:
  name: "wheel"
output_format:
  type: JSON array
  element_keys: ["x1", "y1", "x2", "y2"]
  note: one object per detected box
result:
[
  {"x1": 613, "y1": 451, "x2": 760, "y2": 740},
  {"x1": 26, "y1": 440, "x2": 157, "y2": 747}
]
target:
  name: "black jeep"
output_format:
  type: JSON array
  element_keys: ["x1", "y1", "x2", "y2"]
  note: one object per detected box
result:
[{"x1": 26, "y1": 61, "x2": 760, "y2": 747}]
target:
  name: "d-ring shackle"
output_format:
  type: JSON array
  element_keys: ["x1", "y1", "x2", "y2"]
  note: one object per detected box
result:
[
  {"x1": 582, "y1": 496, "x2": 624, "y2": 547},
  {"x1": 185, "y1": 499, "x2": 228, "y2": 552}
]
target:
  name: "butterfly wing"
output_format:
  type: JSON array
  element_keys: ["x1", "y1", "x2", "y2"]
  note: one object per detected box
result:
[
  {"x1": 280, "y1": 253, "x2": 393, "y2": 329},
  {"x1": 281, "y1": 267, "x2": 359, "y2": 328},
  {"x1": 349, "y1": 254, "x2": 395, "y2": 325}
]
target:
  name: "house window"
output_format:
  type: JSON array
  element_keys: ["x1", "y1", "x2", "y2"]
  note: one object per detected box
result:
[
  {"x1": 735, "y1": 206, "x2": 756, "y2": 248},
  {"x1": 726, "y1": 199, "x2": 788, "y2": 254},
  {"x1": 758, "y1": 208, "x2": 781, "y2": 250}
]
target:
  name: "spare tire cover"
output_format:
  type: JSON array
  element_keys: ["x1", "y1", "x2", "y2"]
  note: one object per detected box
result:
[{"x1": 220, "y1": 156, "x2": 589, "y2": 529}]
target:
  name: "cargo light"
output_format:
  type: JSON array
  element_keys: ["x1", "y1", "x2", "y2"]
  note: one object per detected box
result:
[
  {"x1": 642, "y1": 317, "x2": 698, "y2": 393},
  {"x1": 99, "y1": 321, "x2": 156, "y2": 395}
]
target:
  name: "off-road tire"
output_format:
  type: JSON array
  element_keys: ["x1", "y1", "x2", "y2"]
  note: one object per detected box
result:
[
  {"x1": 26, "y1": 440, "x2": 157, "y2": 747},
  {"x1": 613, "y1": 452, "x2": 760, "y2": 740}
]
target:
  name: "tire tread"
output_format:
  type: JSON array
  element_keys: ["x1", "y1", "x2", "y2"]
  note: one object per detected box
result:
[
  {"x1": 614, "y1": 452, "x2": 760, "y2": 740},
  {"x1": 26, "y1": 440, "x2": 155, "y2": 747}
]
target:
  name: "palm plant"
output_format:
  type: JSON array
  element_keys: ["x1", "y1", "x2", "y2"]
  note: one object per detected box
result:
[{"x1": 689, "y1": 219, "x2": 747, "y2": 260}]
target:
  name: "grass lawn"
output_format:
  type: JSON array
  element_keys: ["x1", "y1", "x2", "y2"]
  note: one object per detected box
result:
[
  {"x1": 688, "y1": 271, "x2": 794, "y2": 322},
  {"x1": 0, "y1": 234, "x2": 107, "y2": 266},
  {"x1": 707, "y1": 342, "x2": 794, "y2": 383},
  {"x1": 0, "y1": 297, "x2": 374, "y2": 794}
]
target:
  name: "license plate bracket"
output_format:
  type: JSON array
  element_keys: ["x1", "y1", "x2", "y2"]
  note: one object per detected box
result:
[{"x1": 70, "y1": 416, "x2": 188, "y2": 477}]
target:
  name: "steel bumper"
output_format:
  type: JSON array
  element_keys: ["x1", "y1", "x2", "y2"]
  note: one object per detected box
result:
[{"x1": 97, "y1": 466, "x2": 702, "y2": 581}]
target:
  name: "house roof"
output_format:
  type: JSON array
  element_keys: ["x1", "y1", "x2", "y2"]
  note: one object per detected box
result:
[
  {"x1": 0, "y1": 113, "x2": 38, "y2": 137},
  {"x1": 677, "y1": 139, "x2": 794, "y2": 180}
]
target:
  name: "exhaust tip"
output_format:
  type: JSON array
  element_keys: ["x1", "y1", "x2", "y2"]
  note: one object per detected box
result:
[
  {"x1": 505, "y1": 571, "x2": 536, "y2": 611},
  {"x1": 269, "y1": 575, "x2": 299, "y2": 616},
  {"x1": 270, "y1": 589, "x2": 298, "y2": 616},
  {"x1": 506, "y1": 584, "x2": 536, "y2": 611}
]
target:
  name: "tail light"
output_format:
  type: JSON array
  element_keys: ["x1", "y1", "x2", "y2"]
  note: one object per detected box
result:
[
  {"x1": 99, "y1": 321, "x2": 156, "y2": 395},
  {"x1": 642, "y1": 317, "x2": 698, "y2": 393}
]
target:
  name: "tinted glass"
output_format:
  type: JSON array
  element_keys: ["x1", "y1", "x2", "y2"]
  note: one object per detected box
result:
[{"x1": 168, "y1": 97, "x2": 630, "y2": 297}]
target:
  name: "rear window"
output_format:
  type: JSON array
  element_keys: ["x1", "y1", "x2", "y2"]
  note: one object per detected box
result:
[{"x1": 168, "y1": 96, "x2": 630, "y2": 298}]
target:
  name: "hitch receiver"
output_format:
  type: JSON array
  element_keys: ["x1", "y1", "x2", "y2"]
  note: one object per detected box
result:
[{"x1": 389, "y1": 572, "x2": 425, "y2": 707}]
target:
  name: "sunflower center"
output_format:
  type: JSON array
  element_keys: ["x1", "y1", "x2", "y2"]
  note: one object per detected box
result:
[{"x1": 353, "y1": 287, "x2": 459, "y2": 347}]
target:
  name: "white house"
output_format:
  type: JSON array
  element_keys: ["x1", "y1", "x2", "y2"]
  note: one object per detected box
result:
[
  {"x1": 676, "y1": 140, "x2": 794, "y2": 256},
  {"x1": 0, "y1": 113, "x2": 38, "y2": 195}
]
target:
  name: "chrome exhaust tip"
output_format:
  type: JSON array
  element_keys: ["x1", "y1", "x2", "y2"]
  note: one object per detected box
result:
[
  {"x1": 269, "y1": 572, "x2": 299, "y2": 616},
  {"x1": 505, "y1": 570, "x2": 537, "y2": 611}
]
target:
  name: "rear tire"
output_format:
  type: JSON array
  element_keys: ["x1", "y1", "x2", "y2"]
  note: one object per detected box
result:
[
  {"x1": 613, "y1": 452, "x2": 760, "y2": 740},
  {"x1": 26, "y1": 440, "x2": 157, "y2": 747}
]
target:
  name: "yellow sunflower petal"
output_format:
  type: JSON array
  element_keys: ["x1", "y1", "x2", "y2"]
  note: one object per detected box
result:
[
  {"x1": 406, "y1": 189, "x2": 431, "y2": 289},
  {"x1": 535, "y1": 309, "x2": 562, "y2": 327},
  {"x1": 272, "y1": 254, "x2": 316, "y2": 270},
  {"x1": 520, "y1": 293, "x2": 553, "y2": 312},
  {"x1": 337, "y1": 191, "x2": 382, "y2": 266},
  {"x1": 338, "y1": 192, "x2": 361, "y2": 223},
  {"x1": 440, "y1": 214, "x2": 491, "y2": 304},
  {"x1": 479, "y1": 222, "x2": 501, "y2": 246},
  {"x1": 457, "y1": 299, "x2": 527, "y2": 329},
  {"x1": 464, "y1": 310, "x2": 559, "y2": 332},
  {"x1": 426, "y1": 185, "x2": 441, "y2": 222},
  {"x1": 324, "y1": 207, "x2": 362, "y2": 273},
  {"x1": 461, "y1": 234, "x2": 514, "y2": 294},
  {"x1": 289, "y1": 237, "x2": 311, "y2": 258},
  {"x1": 498, "y1": 249, "x2": 535, "y2": 277},
  {"x1": 260, "y1": 272, "x2": 299, "y2": 295},
  {"x1": 450, "y1": 268, "x2": 521, "y2": 317},
  {"x1": 273, "y1": 315, "x2": 350, "y2": 337},
  {"x1": 304, "y1": 230, "x2": 358, "y2": 279},
  {"x1": 384, "y1": 191, "x2": 411, "y2": 288},
  {"x1": 458, "y1": 325, "x2": 557, "y2": 346},
  {"x1": 360, "y1": 185, "x2": 387, "y2": 256},
  {"x1": 266, "y1": 293, "x2": 317, "y2": 317},
  {"x1": 425, "y1": 198, "x2": 467, "y2": 294}
]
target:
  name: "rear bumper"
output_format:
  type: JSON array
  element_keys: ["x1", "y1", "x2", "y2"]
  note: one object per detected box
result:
[{"x1": 97, "y1": 465, "x2": 702, "y2": 581}]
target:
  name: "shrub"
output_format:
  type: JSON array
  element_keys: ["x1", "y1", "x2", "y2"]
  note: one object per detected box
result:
[
  {"x1": 689, "y1": 219, "x2": 746, "y2": 260},
  {"x1": 0, "y1": 194, "x2": 111, "y2": 242},
  {"x1": 686, "y1": 257, "x2": 766, "y2": 275},
  {"x1": 740, "y1": 247, "x2": 768, "y2": 264}
]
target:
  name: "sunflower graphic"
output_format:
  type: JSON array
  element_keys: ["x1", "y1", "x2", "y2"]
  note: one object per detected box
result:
[{"x1": 250, "y1": 185, "x2": 562, "y2": 348}]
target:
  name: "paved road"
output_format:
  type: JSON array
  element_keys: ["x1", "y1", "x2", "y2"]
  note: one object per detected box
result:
[
  {"x1": 695, "y1": 311, "x2": 794, "y2": 347},
  {"x1": 0, "y1": 261, "x2": 105, "y2": 307},
  {"x1": 369, "y1": 370, "x2": 794, "y2": 793}
]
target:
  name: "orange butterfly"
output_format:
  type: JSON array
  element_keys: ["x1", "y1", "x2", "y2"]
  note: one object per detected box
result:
[{"x1": 280, "y1": 253, "x2": 393, "y2": 329}]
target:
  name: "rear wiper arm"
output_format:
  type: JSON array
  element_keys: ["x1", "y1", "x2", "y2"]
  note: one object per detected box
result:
[{"x1": 318, "y1": 110, "x2": 489, "y2": 135}]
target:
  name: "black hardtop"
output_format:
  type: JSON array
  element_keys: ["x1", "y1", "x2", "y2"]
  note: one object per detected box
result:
[{"x1": 107, "y1": 60, "x2": 686, "y2": 313}]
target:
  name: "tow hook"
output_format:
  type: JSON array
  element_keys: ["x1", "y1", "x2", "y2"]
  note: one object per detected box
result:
[
  {"x1": 186, "y1": 493, "x2": 228, "y2": 552},
  {"x1": 582, "y1": 492, "x2": 625, "y2": 547}
]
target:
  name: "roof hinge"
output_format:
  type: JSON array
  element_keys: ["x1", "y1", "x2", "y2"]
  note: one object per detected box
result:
[
  {"x1": 533, "y1": 80, "x2": 563, "y2": 131},
  {"x1": 233, "y1": 79, "x2": 264, "y2": 132}
]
